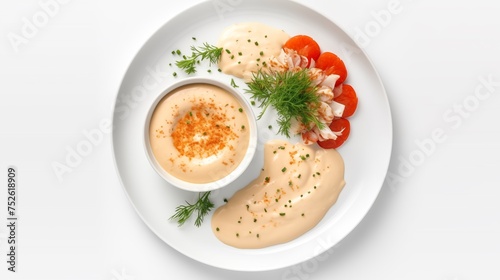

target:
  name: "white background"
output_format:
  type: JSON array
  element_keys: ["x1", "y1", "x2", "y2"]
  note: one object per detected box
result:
[{"x1": 1, "y1": 0, "x2": 499, "y2": 279}]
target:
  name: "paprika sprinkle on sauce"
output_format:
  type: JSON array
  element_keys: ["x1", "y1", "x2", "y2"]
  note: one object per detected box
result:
[{"x1": 171, "y1": 100, "x2": 239, "y2": 159}]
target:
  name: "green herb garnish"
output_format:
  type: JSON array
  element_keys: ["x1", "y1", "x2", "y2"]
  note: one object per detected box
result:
[
  {"x1": 246, "y1": 69, "x2": 324, "y2": 137},
  {"x1": 169, "y1": 191, "x2": 214, "y2": 227},
  {"x1": 230, "y1": 78, "x2": 239, "y2": 88},
  {"x1": 175, "y1": 43, "x2": 223, "y2": 74}
]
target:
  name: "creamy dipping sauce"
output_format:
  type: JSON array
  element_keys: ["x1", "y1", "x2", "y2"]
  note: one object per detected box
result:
[
  {"x1": 211, "y1": 139, "x2": 345, "y2": 249},
  {"x1": 217, "y1": 22, "x2": 290, "y2": 81},
  {"x1": 149, "y1": 83, "x2": 250, "y2": 184}
]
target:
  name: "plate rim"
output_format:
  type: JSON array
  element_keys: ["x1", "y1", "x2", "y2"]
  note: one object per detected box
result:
[{"x1": 110, "y1": 0, "x2": 393, "y2": 271}]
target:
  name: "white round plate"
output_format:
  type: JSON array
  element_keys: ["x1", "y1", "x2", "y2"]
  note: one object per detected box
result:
[{"x1": 111, "y1": 0, "x2": 392, "y2": 271}]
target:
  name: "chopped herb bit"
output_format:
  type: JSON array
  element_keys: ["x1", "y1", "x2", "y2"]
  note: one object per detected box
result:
[
  {"x1": 192, "y1": 37, "x2": 197, "y2": 41},
  {"x1": 173, "y1": 72, "x2": 177, "y2": 77},
  {"x1": 279, "y1": 212, "x2": 286, "y2": 216},
  {"x1": 254, "y1": 41, "x2": 259, "y2": 46},
  {"x1": 268, "y1": 125, "x2": 272, "y2": 129},
  {"x1": 281, "y1": 167, "x2": 287, "y2": 172},
  {"x1": 259, "y1": 51, "x2": 264, "y2": 56},
  {"x1": 176, "y1": 49, "x2": 181, "y2": 55},
  {"x1": 216, "y1": 227, "x2": 220, "y2": 231},
  {"x1": 238, "y1": 51, "x2": 242, "y2": 56},
  {"x1": 241, "y1": 125, "x2": 245, "y2": 129},
  {"x1": 238, "y1": 108, "x2": 243, "y2": 113},
  {"x1": 225, "y1": 49, "x2": 231, "y2": 54},
  {"x1": 230, "y1": 78, "x2": 239, "y2": 88}
]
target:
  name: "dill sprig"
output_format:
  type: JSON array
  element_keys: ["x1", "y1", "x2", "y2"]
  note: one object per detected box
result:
[
  {"x1": 246, "y1": 69, "x2": 324, "y2": 138},
  {"x1": 170, "y1": 191, "x2": 214, "y2": 227},
  {"x1": 175, "y1": 43, "x2": 223, "y2": 74}
]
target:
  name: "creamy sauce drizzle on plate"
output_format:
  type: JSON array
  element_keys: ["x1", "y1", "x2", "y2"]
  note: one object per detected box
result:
[
  {"x1": 217, "y1": 22, "x2": 290, "y2": 81},
  {"x1": 211, "y1": 139, "x2": 345, "y2": 248}
]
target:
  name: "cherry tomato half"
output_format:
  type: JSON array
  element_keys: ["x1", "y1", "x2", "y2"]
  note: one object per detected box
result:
[
  {"x1": 283, "y1": 35, "x2": 321, "y2": 67},
  {"x1": 315, "y1": 51, "x2": 347, "y2": 86},
  {"x1": 334, "y1": 84, "x2": 358, "y2": 118},
  {"x1": 317, "y1": 118, "x2": 351, "y2": 149}
]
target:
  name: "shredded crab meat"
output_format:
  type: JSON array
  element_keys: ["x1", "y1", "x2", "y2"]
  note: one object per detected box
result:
[
  {"x1": 320, "y1": 74, "x2": 339, "y2": 89},
  {"x1": 268, "y1": 48, "x2": 347, "y2": 145},
  {"x1": 301, "y1": 130, "x2": 319, "y2": 145},
  {"x1": 289, "y1": 118, "x2": 309, "y2": 135},
  {"x1": 333, "y1": 84, "x2": 343, "y2": 98},
  {"x1": 302, "y1": 125, "x2": 345, "y2": 145},
  {"x1": 308, "y1": 68, "x2": 325, "y2": 86},
  {"x1": 315, "y1": 102, "x2": 334, "y2": 124},
  {"x1": 316, "y1": 86, "x2": 334, "y2": 103},
  {"x1": 329, "y1": 101, "x2": 345, "y2": 118},
  {"x1": 269, "y1": 48, "x2": 309, "y2": 72}
]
